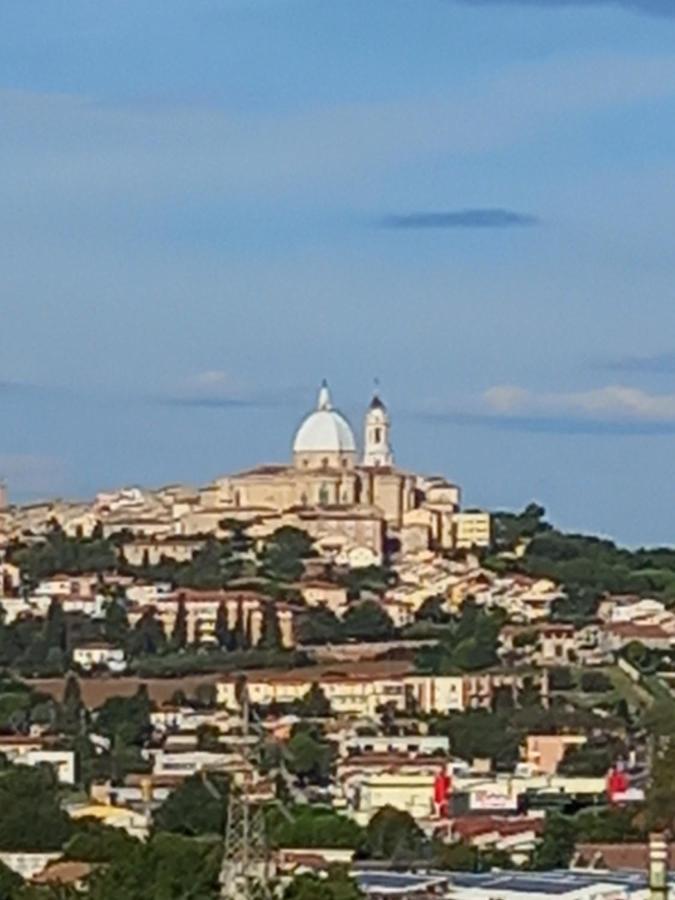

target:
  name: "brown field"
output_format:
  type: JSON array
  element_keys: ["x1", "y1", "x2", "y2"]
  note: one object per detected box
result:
[{"x1": 24, "y1": 659, "x2": 414, "y2": 709}]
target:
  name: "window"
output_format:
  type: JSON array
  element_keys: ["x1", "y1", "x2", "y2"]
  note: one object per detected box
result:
[{"x1": 374, "y1": 427, "x2": 381, "y2": 443}]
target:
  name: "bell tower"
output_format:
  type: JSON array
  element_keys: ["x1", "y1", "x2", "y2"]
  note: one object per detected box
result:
[{"x1": 363, "y1": 383, "x2": 393, "y2": 468}]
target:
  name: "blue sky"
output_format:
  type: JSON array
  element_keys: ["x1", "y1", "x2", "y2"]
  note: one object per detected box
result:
[{"x1": 2, "y1": 0, "x2": 675, "y2": 544}]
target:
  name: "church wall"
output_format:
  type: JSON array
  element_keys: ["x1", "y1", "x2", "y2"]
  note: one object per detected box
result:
[
  {"x1": 234, "y1": 477, "x2": 299, "y2": 511},
  {"x1": 370, "y1": 474, "x2": 405, "y2": 525},
  {"x1": 293, "y1": 451, "x2": 356, "y2": 471}
]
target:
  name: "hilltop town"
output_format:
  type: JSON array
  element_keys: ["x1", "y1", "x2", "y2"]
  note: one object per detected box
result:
[{"x1": 0, "y1": 385, "x2": 675, "y2": 899}]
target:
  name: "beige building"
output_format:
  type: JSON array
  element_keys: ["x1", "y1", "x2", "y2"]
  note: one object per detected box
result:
[
  {"x1": 120, "y1": 537, "x2": 206, "y2": 567},
  {"x1": 216, "y1": 669, "x2": 529, "y2": 716},
  {"x1": 298, "y1": 581, "x2": 349, "y2": 617},
  {"x1": 128, "y1": 589, "x2": 296, "y2": 648},
  {"x1": 453, "y1": 510, "x2": 492, "y2": 549},
  {"x1": 524, "y1": 734, "x2": 587, "y2": 775}
]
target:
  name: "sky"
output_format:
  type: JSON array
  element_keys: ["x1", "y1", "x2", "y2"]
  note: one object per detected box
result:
[{"x1": 2, "y1": 0, "x2": 675, "y2": 545}]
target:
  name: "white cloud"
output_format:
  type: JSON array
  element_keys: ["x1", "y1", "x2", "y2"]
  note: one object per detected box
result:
[{"x1": 482, "y1": 384, "x2": 675, "y2": 422}]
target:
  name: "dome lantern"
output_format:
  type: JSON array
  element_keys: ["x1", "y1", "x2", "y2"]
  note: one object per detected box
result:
[{"x1": 292, "y1": 382, "x2": 357, "y2": 471}]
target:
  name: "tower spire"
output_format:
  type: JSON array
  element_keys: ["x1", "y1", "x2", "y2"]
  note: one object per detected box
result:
[{"x1": 363, "y1": 381, "x2": 393, "y2": 467}]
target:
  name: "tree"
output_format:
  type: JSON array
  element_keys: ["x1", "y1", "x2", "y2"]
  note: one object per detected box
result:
[
  {"x1": 531, "y1": 813, "x2": 576, "y2": 870},
  {"x1": 64, "y1": 818, "x2": 140, "y2": 862},
  {"x1": 492, "y1": 502, "x2": 549, "y2": 550},
  {"x1": 259, "y1": 601, "x2": 282, "y2": 650},
  {"x1": 431, "y1": 709, "x2": 520, "y2": 768},
  {"x1": 559, "y1": 736, "x2": 623, "y2": 777},
  {"x1": 433, "y1": 841, "x2": 483, "y2": 871},
  {"x1": 580, "y1": 671, "x2": 613, "y2": 693},
  {"x1": 296, "y1": 607, "x2": 343, "y2": 645},
  {"x1": 214, "y1": 601, "x2": 230, "y2": 649},
  {"x1": 416, "y1": 596, "x2": 450, "y2": 624},
  {"x1": 365, "y1": 807, "x2": 426, "y2": 862},
  {"x1": 342, "y1": 601, "x2": 394, "y2": 642},
  {"x1": 268, "y1": 806, "x2": 363, "y2": 850},
  {"x1": 0, "y1": 860, "x2": 22, "y2": 900},
  {"x1": 170, "y1": 597, "x2": 188, "y2": 651},
  {"x1": 82, "y1": 831, "x2": 220, "y2": 899},
  {"x1": 104, "y1": 599, "x2": 130, "y2": 646},
  {"x1": 60, "y1": 673, "x2": 86, "y2": 735},
  {"x1": 574, "y1": 806, "x2": 643, "y2": 843},
  {"x1": 43, "y1": 598, "x2": 66, "y2": 651},
  {"x1": 285, "y1": 729, "x2": 333, "y2": 784},
  {"x1": 96, "y1": 686, "x2": 152, "y2": 746},
  {"x1": 549, "y1": 667, "x2": 574, "y2": 691},
  {"x1": 295, "y1": 683, "x2": 331, "y2": 718},
  {"x1": 260, "y1": 526, "x2": 314, "y2": 582},
  {"x1": 647, "y1": 741, "x2": 675, "y2": 831},
  {"x1": 283, "y1": 866, "x2": 364, "y2": 900},
  {"x1": 153, "y1": 772, "x2": 228, "y2": 836},
  {"x1": 0, "y1": 765, "x2": 72, "y2": 852},
  {"x1": 196, "y1": 723, "x2": 221, "y2": 752},
  {"x1": 128, "y1": 608, "x2": 166, "y2": 656},
  {"x1": 230, "y1": 603, "x2": 250, "y2": 651}
]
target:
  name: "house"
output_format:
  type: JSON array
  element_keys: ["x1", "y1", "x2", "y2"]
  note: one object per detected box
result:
[
  {"x1": 0, "y1": 737, "x2": 76, "y2": 784},
  {"x1": 72, "y1": 642, "x2": 127, "y2": 674},
  {"x1": 68, "y1": 803, "x2": 150, "y2": 841},
  {"x1": 0, "y1": 852, "x2": 63, "y2": 881},
  {"x1": 524, "y1": 734, "x2": 587, "y2": 775},
  {"x1": 500, "y1": 623, "x2": 578, "y2": 666},
  {"x1": 297, "y1": 581, "x2": 349, "y2": 617}
]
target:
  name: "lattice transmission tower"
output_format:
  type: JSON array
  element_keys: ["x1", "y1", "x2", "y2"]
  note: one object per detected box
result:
[{"x1": 218, "y1": 680, "x2": 274, "y2": 900}]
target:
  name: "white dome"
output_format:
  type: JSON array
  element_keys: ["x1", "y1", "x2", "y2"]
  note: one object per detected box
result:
[{"x1": 293, "y1": 382, "x2": 356, "y2": 454}]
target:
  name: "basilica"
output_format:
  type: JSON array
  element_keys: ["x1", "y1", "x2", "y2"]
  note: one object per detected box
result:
[
  {"x1": 0, "y1": 382, "x2": 489, "y2": 565},
  {"x1": 199, "y1": 382, "x2": 485, "y2": 564}
]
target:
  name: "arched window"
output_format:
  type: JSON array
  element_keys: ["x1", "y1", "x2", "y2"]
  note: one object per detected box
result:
[
  {"x1": 321, "y1": 457, "x2": 329, "y2": 469},
  {"x1": 374, "y1": 427, "x2": 382, "y2": 443}
]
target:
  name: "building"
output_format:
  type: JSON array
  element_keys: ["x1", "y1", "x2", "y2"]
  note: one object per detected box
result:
[
  {"x1": 72, "y1": 642, "x2": 127, "y2": 674},
  {"x1": 453, "y1": 511, "x2": 492, "y2": 550},
  {"x1": 120, "y1": 537, "x2": 206, "y2": 567},
  {"x1": 216, "y1": 669, "x2": 538, "y2": 717},
  {"x1": 524, "y1": 734, "x2": 588, "y2": 775},
  {"x1": 355, "y1": 869, "x2": 670, "y2": 900},
  {"x1": 68, "y1": 803, "x2": 150, "y2": 841},
  {"x1": 0, "y1": 852, "x2": 63, "y2": 881},
  {"x1": 0, "y1": 737, "x2": 76, "y2": 784},
  {"x1": 202, "y1": 382, "x2": 482, "y2": 553},
  {"x1": 128, "y1": 589, "x2": 297, "y2": 648}
]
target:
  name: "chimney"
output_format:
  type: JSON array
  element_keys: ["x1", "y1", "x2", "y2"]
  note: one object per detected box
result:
[{"x1": 649, "y1": 832, "x2": 669, "y2": 900}]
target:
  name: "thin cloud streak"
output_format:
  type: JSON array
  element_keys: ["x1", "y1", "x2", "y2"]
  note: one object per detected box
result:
[
  {"x1": 379, "y1": 209, "x2": 539, "y2": 229},
  {"x1": 156, "y1": 370, "x2": 307, "y2": 410},
  {"x1": 451, "y1": 0, "x2": 675, "y2": 17},
  {"x1": 601, "y1": 351, "x2": 675, "y2": 375},
  {"x1": 413, "y1": 383, "x2": 675, "y2": 436}
]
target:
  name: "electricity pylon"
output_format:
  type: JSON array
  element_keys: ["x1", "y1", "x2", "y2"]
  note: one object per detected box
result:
[{"x1": 218, "y1": 680, "x2": 274, "y2": 900}]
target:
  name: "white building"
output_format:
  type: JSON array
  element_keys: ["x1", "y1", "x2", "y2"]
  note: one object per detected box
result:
[{"x1": 72, "y1": 642, "x2": 127, "y2": 674}]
